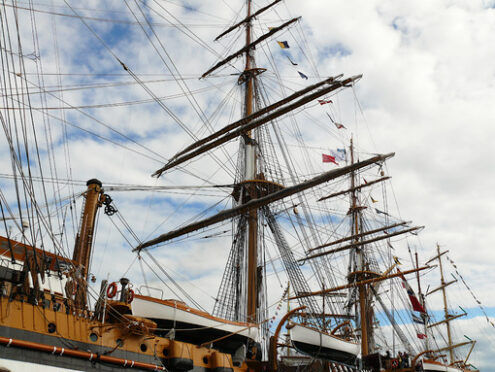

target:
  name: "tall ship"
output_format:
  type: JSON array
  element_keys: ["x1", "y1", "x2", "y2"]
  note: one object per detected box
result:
[{"x1": 0, "y1": 0, "x2": 489, "y2": 371}]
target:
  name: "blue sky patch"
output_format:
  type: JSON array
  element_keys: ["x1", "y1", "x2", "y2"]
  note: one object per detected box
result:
[
  {"x1": 104, "y1": 23, "x2": 134, "y2": 48},
  {"x1": 319, "y1": 43, "x2": 352, "y2": 59}
]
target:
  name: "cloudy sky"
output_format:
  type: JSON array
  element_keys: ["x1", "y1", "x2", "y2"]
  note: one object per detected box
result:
[{"x1": 1, "y1": 0, "x2": 494, "y2": 369}]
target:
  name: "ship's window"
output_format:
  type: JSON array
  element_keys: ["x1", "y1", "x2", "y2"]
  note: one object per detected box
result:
[
  {"x1": 116, "y1": 338, "x2": 124, "y2": 347},
  {"x1": 202, "y1": 356, "x2": 208, "y2": 364},
  {"x1": 140, "y1": 343, "x2": 147, "y2": 352},
  {"x1": 89, "y1": 333, "x2": 98, "y2": 342},
  {"x1": 162, "y1": 348, "x2": 169, "y2": 357},
  {"x1": 48, "y1": 323, "x2": 56, "y2": 333}
]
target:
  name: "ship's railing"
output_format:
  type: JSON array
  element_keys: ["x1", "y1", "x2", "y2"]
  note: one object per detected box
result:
[{"x1": 138, "y1": 285, "x2": 164, "y2": 299}]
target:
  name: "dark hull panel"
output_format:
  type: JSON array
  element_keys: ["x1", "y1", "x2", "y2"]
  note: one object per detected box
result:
[{"x1": 151, "y1": 318, "x2": 249, "y2": 354}]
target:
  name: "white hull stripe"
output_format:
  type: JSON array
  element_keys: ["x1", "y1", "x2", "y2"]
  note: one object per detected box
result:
[{"x1": 290, "y1": 324, "x2": 359, "y2": 355}]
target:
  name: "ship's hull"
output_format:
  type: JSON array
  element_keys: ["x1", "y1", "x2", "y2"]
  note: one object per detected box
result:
[
  {"x1": 132, "y1": 295, "x2": 258, "y2": 353},
  {"x1": 0, "y1": 324, "x2": 237, "y2": 372},
  {"x1": 0, "y1": 325, "x2": 168, "y2": 371},
  {"x1": 289, "y1": 324, "x2": 359, "y2": 364},
  {"x1": 0, "y1": 296, "x2": 240, "y2": 372}
]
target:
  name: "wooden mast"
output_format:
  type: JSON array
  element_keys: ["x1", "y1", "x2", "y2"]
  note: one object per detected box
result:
[
  {"x1": 137, "y1": 153, "x2": 394, "y2": 250},
  {"x1": 349, "y1": 138, "x2": 369, "y2": 356},
  {"x1": 72, "y1": 179, "x2": 105, "y2": 308},
  {"x1": 244, "y1": 0, "x2": 258, "y2": 323},
  {"x1": 437, "y1": 243, "x2": 455, "y2": 363}
]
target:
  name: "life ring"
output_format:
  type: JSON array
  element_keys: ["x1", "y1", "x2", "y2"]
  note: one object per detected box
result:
[
  {"x1": 126, "y1": 289, "x2": 135, "y2": 304},
  {"x1": 392, "y1": 359, "x2": 399, "y2": 369},
  {"x1": 107, "y1": 282, "x2": 118, "y2": 298}
]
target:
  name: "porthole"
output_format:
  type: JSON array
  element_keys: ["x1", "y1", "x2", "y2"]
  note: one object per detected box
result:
[
  {"x1": 89, "y1": 333, "x2": 98, "y2": 342},
  {"x1": 116, "y1": 338, "x2": 124, "y2": 347},
  {"x1": 203, "y1": 356, "x2": 208, "y2": 364},
  {"x1": 140, "y1": 343, "x2": 147, "y2": 352},
  {"x1": 47, "y1": 323, "x2": 56, "y2": 333},
  {"x1": 162, "y1": 348, "x2": 169, "y2": 356}
]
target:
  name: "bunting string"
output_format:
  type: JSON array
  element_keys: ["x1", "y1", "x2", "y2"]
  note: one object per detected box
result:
[
  {"x1": 447, "y1": 255, "x2": 495, "y2": 328},
  {"x1": 268, "y1": 284, "x2": 290, "y2": 329}
]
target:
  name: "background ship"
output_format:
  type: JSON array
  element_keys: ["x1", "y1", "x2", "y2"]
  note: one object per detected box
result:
[{"x1": 0, "y1": 0, "x2": 494, "y2": 371}]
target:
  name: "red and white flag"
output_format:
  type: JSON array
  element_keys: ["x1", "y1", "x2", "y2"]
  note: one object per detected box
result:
[
  {"x1": 322, "y1": 153, "x2": 338, "y2": 165},
  {"x1": 318, "y1": 99, "x2": 333, "y2": 105},
  {"x1": 417, "y1": 333, "x2": 428, "y2": 339},
  {"x1": 326, "y1": 113, "x2": 346, "y2": 129},
  {"x1": 398, "y1": 269, "x2": 426, "y2": 314}
]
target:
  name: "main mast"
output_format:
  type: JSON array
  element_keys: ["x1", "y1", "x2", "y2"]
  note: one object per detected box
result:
[
  {"x1": 244, "y1": 0, "x2": 258, "y2": 323},
  {"x1": 143, "y1": 0, "x2": 368, "y2": 327}
]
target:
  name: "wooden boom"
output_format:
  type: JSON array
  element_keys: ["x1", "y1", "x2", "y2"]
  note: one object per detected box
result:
[
  {"x1": 138, "y1": 152, "x2": 394, "y2": 251},
  {"x1": 308, "y1": 220, "x2": 410, "y2": 252},
  {"x1": 202, "y1": 17, "x2": 300, "y2": 78},
  {"x1": 302, "y1": 225, "x2": 423, "y2": 261},
  {"x1": 154, "y1": 75, "x2": 361, "y2": 177},
  {"x1": 172, "y1": 75, "x2": 343, "y2": 160},
  {"x1": 215, "y1": 0, "x2": 283, "y2": 41},
  {"x1": 318, "y1": 176, "x2": 391, "y2": 201},
  {"x1": 289, "y1": 266, "x2": 430, "y2": 300}
]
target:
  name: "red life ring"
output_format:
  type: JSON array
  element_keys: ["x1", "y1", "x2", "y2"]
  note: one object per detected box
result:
[
  {"x1": 107, "y1": 282, "x2": 118, "y2": 298},
  {"x1": 127, "y1": 289, "x2": 135, "y2": 304},
  {"x1": 392, "y1": 359, "x2": 399, "y2": 369}
]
